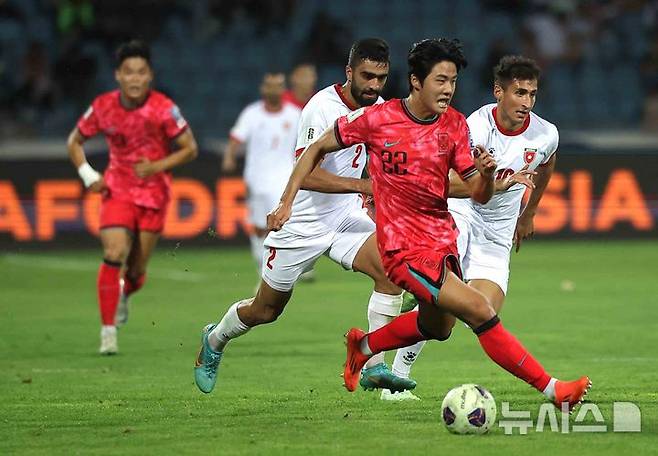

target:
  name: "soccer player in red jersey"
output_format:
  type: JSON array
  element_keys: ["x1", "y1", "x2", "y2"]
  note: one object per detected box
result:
[
  {"x1": 269, "y1": 39, "x2": 590, "y2": 411},
  {"x1": 67, "y1": 40, "x2": 198, "y2": 355}
]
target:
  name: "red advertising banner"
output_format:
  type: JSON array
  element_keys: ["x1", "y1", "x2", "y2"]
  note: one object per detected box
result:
[{"x1": 1, "y1": 153, "x2": 656, "y2": 244}]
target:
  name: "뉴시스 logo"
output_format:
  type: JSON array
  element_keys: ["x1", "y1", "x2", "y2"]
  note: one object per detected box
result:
[{"x1": 498, "y1": 401, "x2": 641, "y2": 435}]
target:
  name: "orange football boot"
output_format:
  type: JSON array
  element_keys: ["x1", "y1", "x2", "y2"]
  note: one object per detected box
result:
[
  {"x1": 553, "y1": 376, "x2": 592, "y2": 412},
  {"x1": 343, "y1": 328, "x2": 371, "y2": 392}
]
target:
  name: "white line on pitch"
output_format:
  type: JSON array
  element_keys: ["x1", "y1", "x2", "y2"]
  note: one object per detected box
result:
[{"x1": 0, "y1": 254, "x2": 206, "y2": 282}]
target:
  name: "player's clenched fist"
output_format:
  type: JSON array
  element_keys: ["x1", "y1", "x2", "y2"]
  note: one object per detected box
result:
[
  {"x1": 473, "y1": 145, "x2": 496, "y2": 178},
  {"x1": 267, "y1": 201, "x2": 292, "y2": 231},
  {"x1": 88, "y1": 177, "x2": 107, "y2": 193}
]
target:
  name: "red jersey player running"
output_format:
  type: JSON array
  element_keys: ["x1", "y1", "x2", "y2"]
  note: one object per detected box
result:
[
  {"x1": 269, "y1": 39, "x2": 591, "y2": 411},
  {"x1": 67, "y1": 40, "x2": 198, "y2": 355}
]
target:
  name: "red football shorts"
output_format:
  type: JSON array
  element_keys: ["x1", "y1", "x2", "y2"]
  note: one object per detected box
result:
[
  {"x1": 382, "y1": 243, "x2": 463, "y2": 305},
  {"x1": 99, "y1": 196, "x2": 167, "y2": 233}
]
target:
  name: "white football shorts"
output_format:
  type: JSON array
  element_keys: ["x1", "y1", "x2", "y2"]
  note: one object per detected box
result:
[
  {"x1": 261, "y1": 210, "x2": 375, "y2": 292},
  {"x1": 453, "y1": 211, "x2": 513, "y2": 295}
]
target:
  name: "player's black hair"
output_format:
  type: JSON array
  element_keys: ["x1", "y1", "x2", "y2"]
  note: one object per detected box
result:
[
  {"x1": 348, "y1": 38, "x2": 390, "y2": 68},
  {"x1": 494, "y1": 55, "x2": 541, "y2": 88},
  {"x1": 263, "y1": 68, "x2": 286, "y2": 77},
  {"x1": 290, "y1": 61, "x2": 316, "y2": 72},
  {"x1": 115, "y1": 40, "x2": 151, "y2": 68},
  {"x1": 407, "y1": 38, "x2": 467, "y2": 91}
]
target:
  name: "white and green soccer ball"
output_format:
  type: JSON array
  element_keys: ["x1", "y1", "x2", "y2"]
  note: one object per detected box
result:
[{"x1": 440, "y1": 384, "x2": 497, "y2": 434}]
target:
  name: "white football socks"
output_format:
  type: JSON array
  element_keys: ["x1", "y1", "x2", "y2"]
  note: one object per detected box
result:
[
  {"x1": 208, "y1": 299, "x2": 252, "y2": 352},
  {"x1": 391, "y1": 340, "x2": 426, "y2": 379},
  {"x1": 363, "y1": 291, "x2": 402, "y2": 369},
  {"x1": 542, "y1": 377, "x2": 558, "y2": 400}
]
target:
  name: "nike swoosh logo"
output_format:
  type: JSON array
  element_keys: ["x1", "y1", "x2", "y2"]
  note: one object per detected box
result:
[{"x1": 384, "y1": 140, "x2": 400, "y2": 148}]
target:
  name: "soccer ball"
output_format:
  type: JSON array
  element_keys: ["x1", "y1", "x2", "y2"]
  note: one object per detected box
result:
[{"x1": 440, "y1": 384, "x2": 497, "y2": 434}]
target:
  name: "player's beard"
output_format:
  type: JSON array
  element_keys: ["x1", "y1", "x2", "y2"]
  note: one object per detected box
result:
[{"x1": 351, "y1": 85, "x2": 380, "y2": 107}]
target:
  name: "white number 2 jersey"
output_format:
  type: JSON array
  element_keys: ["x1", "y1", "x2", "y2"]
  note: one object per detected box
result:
[
  {"x1": 279, "y1": 84, "x2": 381, "y2": 238},
  {"x1": 449, "y1": 103, "x2": 559, "y2": 240}
]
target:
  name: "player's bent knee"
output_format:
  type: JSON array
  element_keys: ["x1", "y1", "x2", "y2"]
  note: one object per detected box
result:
[
  {"x1": 103, "y1": 248, "x2": 126, "y2": 264},
  {"x1": 467, "y1": 295, "x2": 496, "y2": 327},
  {"x1": 258, "y1": 303, "x2": 284, "y2": 323},
  {"x1": 435, "y1": 330, "x2": 452, "y2": 341},
  {"x1": 417, "y1": 317, "x2": 453, "y2": 342},
  {"x1": 369, "y1": 267, "x2": 402, "y2": 294}
]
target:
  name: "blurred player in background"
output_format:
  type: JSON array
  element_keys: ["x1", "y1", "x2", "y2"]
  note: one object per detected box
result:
[
  {"x1": 67, "y1": 40, "x2": 198, "y2": 355},
  {"x1": 269, "y1": 38, "x2": 590, "y2": 411},
  {"x1": 282, "y1": 62, "x2": 318, "y2": 109},
  {"x1": 280, "y1": 62, "x2": 319, "y2": 282},
  {"x1": 388, "y1": 55, "x2": 557, "y2": 401},
  {"x1": 222, "y1": 71, "x2": 300, "y2": 277},
  {"x1": 195, "y1": 38, "x2": 415, "y2": 395}
]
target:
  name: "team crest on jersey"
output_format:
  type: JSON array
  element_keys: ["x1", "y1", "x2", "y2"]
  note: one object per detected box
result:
[
  {"x1": 346, "y1": 107, "x2": 365, "y2": 123},
  {"x1": 437, "y1": 133, "x2": 450, "y2": 153},
  {"x1": 171, "y1": 105, "x2": 187, "y2": 129},
  {"x1": 523, "y1": 148, "x2": 537, "y2": 164}
]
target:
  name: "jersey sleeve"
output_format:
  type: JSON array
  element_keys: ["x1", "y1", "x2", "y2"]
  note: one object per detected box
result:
[
  {"x1": 451, "y1": 115, "x2": 477, "y2": 180},
  {"x1": 162, "y1": 103, "x2": 189, "y2": 139},
  {"x1": 334, "y1": 107, "x2": 370, "y2": 149},
  {"x1": 295, "y1": 102, "x2": 328, "y2": 157},
  {"x1": 540, "y1": 125, "x2": 559, "y2": 165},
  {"x1": 229, "y1": 106, "x2": 252, "y2": 143},
  {"x1": 76, "y1": 101, "x2": 101, "y2": 138},
  {"x1": 466, "y1": 111, "x2": 489, "y2": 149}
]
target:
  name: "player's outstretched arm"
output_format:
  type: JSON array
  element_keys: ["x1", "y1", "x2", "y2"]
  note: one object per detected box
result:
[
  {"x1": 268, "y1": 128, "x2": 342, "y2": 230},
  {"x1": 67, "y1": 127, "x2": 105, "y2": 192},
  {"x1": 497, "y1": 164, "x2": 537, "y2": 193},
  {"x1": 301, "y1": 165, "x2": 372, "y2": 195},
  {"x1": 450, "y1": 161, "x2": 537, "y2": 199},
  {"x1": 514, "y1": 153, "x2": 556, "y2": 252},
  {"x1": 134, "y1": 129, "x2": 198, "y2": 178}
]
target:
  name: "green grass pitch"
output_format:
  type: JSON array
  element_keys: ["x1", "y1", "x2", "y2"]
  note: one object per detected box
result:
[{"x1": 1, "y1": 241, "x2": 657, "y2": 455}]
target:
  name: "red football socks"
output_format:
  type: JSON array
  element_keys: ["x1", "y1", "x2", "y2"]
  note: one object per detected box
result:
[
  {"x1": 123, "y1": 273, "x2": 146, "y2": 297},
  {"x1": 364, "y1": 311, "x2": 426, "y2": 353},
  {"x1": 475, "y1": 316, "x2": 551, "y2": 392},
  {"x1": 97, "y1": 259, "x2": 121, "y2": 325}
]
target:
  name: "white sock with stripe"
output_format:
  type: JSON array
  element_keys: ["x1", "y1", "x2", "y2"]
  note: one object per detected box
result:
[
  {"x1": 364, "y1": 291, "x2": 403, "y2": 369},
  {"x1": 208, "y1": 299, "x2": 252, "y2": 352}
]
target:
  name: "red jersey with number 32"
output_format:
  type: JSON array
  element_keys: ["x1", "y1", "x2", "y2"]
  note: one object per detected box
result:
[
  {"x1": 335, "y1": 99, "x2": 477, "y2": 252},
  {"x1": 77, "y1": 90, "x2": 188, "y2": 209}
]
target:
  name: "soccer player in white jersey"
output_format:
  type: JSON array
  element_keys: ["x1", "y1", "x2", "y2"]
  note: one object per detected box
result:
[
  {"x1": 222, "y1": 71, "x2": 301, "y2": 274},
  {"x1": 386, "y1": 55, "x2": 556, "y2": 401},
  {"x1": 195, "y1": 39, "x2": 416, "y2": 394}
]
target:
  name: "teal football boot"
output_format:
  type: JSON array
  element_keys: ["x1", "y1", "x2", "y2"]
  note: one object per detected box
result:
[
  {"x1": 359, "y1": 363, "x2": 417, "y2": 393},
  {"x1": 194, "y1": 324, "x2": 223, "y2": 393}
]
